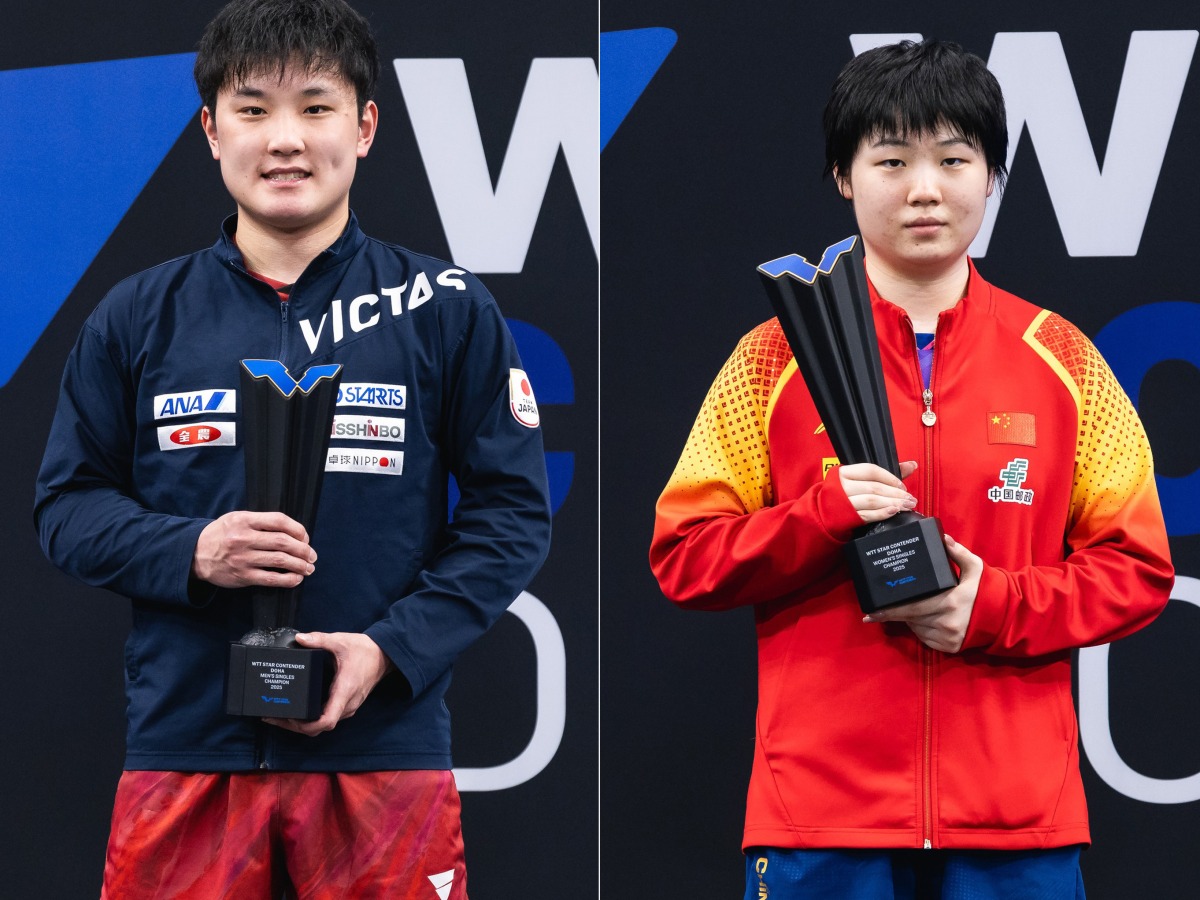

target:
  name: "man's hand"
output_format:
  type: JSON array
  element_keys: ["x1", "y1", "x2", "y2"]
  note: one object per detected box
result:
[
  {"x1": 839, "y1": 460, "x2": 919, "y2": 524},
  {"x1": 263, "y1": 632, "x2": 395, "y2": 737},
  {"x1": 192, "y1": 511, "x2": 316, "y2": 589},
  {"x1": 862, "y1": 535, "x2": 984, "y2": 653}
]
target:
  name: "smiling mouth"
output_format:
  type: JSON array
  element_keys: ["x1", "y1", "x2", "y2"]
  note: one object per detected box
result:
[{"x1": 263, "y1": 171, "x2": 309, "y2": 182}]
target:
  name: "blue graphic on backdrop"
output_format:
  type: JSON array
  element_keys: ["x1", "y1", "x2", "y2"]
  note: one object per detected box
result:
[
  {"x1": 1095, "y1": 301, "x2": 1200, "y2": 537},
  {"x1": 0, "y1": 53, "x2": 200, "y2": 389},
  {"x1": 600, "y1": 28, "x2": 677, "y2": 150}
]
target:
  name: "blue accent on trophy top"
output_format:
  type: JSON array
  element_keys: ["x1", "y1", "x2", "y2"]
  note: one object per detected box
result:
[
  {"x1": 758, "y1": 235, "x2": 858, "y2": 284},
  {"x1": 241, "y1": 360, "x2": 343, "y2": 396}
]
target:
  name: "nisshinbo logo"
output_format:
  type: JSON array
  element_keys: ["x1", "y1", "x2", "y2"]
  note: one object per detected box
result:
[{"x1": 331, "y1": 415, "x2": 405, "y2": 443}]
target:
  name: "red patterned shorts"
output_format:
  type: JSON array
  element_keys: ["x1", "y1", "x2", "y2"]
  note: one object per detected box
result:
[{"x1": 100, "y1": 769, "x2": 467, "y2": 899}]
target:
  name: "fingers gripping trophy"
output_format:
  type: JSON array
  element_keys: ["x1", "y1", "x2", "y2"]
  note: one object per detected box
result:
[{"x1": 757, "y1": 236, "x2": 957, "y2": 613}]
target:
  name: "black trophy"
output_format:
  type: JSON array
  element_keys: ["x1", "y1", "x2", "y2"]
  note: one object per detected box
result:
[
  {"x1": 757, "y1": 236, "x2": 957, "y2": 613},
  {"x1": 225, "y1": 359, "x2": 342, "y2": 720}
]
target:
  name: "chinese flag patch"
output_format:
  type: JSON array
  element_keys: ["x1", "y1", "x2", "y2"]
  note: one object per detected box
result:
[{"x1": 987, "y1": 411, "x2": 1036, "y2": 446}]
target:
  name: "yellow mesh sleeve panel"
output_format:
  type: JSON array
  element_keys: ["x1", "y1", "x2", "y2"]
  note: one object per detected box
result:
[
  {"x1": 1030, "y1": 312, "x2": 1154, "y2": 522},
  {"x1": 665, "y1": 319, "x2": 793, "y2": 515}
]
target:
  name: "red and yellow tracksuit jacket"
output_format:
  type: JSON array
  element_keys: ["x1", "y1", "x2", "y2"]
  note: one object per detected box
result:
[{"x1": 650, "y1": 262, "x2": 1173, "y2": 851}]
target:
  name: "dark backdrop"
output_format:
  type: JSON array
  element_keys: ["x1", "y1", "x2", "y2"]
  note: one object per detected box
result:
[
  {"x1": 0, "y1": 2, "x2": 596, "y2": 897},
  {"x1": 602, "y1": 2, "x2": 1200, "y2": 898}
]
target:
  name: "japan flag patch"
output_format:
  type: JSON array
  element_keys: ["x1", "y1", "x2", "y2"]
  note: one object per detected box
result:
[{"x1": 509, "y1": 368, "x2": 540, "y2": 428}]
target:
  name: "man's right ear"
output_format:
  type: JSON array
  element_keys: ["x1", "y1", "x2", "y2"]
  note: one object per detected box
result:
[
  {"x1": 200, "y1": 107, "x2": 220, "y2": 160},
  {"x1": 833, "y1": 166, "x2": 853, "y2": 201}
]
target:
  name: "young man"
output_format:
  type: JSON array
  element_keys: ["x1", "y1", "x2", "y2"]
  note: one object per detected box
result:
[
  {"x1": 650, "y1": 40, "x2": 1172, "y2": 899},
  {"x1": 35, "y1": 1, "x2": 550, "y2": 896}
]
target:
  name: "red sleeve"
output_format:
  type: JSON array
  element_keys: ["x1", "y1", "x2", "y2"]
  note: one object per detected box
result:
[
  {"x1": 649, "y1": 322, "x2": 863, "y2": 610},
  {"x1": 962, "y1": 314, "x2": 1174, "y2": 655}
]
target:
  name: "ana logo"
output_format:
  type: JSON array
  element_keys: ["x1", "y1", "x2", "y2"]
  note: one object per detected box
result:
[
  {"x1": 988, "y1": 458, "x2": 1035, "y2": 505},
  {"x1": 887, "y1": 576, "x2": 918, "y2": 588},
  {"x1": 509, "y1": 368, "x2": 540, "y2": 428},
  {"x1": 154, "y1": 389, "x2": 236, "y2": 420},
  {"x1": 260, "y1": 696, "x2": 290, "y2": 704},
  {"x1": 157, "y1": 421, "x2": 237, "y2": 451}
]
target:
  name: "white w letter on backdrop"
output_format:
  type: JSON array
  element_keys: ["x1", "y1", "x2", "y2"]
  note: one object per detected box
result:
[{"x1": 395, "y1": 58, "x2": 599, "y2": 273}]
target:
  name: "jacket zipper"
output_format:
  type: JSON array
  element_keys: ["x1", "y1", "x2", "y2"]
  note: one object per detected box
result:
[
  {"x1": 255, "y1": 726, "x2": 269, "y2": 769},
  {"x1": 279, "y1": 297, "x2": 290, "y2": 360},
  {"x1": 913, "y1": 318, "x2": 937, "y2": 850}
]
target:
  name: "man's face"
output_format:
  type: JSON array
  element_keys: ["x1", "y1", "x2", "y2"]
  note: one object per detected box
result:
[
  {"x1": 201, "y1": 65, "x2": 377, "y2": 238},
  {"x1": 836, "y1": 126, "x2": 993, "y2": 282}
]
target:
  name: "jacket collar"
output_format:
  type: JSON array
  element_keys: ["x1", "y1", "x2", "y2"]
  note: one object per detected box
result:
[
  {"x1": 868, "y1": 258, "x2": 992, "y2": 342},
  {"x1": 212, "y1": 211, "x2": 367, "y2": 281}
]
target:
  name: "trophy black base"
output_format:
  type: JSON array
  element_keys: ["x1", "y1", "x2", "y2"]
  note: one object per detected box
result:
[
  {"x1": 846, "y1": 512, "x2": 958, "y2": 614},
  {"x1": 226, "y1": 643, "x2": 330, "y2": 721}
]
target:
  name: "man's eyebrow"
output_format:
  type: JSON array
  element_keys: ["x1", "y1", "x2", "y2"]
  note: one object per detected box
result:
[{"x1": 229, "y1": 84, "x2": 338, "y2": 99}]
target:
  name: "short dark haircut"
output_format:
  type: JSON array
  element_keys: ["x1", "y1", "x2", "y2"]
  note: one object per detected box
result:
[
  {"x1": 194, "y1": 0, "x2": 380, "y2": 117},
  {"x1": 823, "y1": 40, "x2": 1008, "y2": 191}
]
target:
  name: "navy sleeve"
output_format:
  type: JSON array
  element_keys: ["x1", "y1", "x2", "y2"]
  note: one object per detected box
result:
[
  {"x1": 34, "y1": 319, "x2": 210, "y2": 605},
  {"x1": 363, "y1": 297, "x2": 552, "y2": 696}
]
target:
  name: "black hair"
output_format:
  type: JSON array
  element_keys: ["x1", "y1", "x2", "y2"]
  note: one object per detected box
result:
[
  {"x1": 194, "y1": 0, "x2": 379, "y2": 117},
  {"x1": 822, "y1": 40, "x2": 1008, "y2": 191}
]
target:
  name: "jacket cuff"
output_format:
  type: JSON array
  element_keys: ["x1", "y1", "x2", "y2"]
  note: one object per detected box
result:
[
  {"x1": 177, "y1": 518, "x2": 216, "y2": 606},
  {"x1": 960, "y1": 564, "x2": 1008, "y2": 651},
  {"x1": 364, "y1": 622, "x2": 425, "y2": 699},
  {"x1": 813, "y1": 469, "x2": 864, "y2": 543}
]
